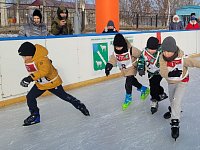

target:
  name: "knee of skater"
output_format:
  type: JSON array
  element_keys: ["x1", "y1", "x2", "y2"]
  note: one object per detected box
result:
[
  {"x1": 26, "y1": 94, "x2": 31, "y2": 100},
  {"x1": 26, "y1": 93, "x2": 36, "y2": 101}
]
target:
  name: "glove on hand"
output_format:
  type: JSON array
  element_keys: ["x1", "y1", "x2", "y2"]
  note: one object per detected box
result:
[
  {"x1": 138, "y1": 70, "x2": 145, "y2": 76},
  {"x1": 168, "y1": 68, "x2": 182, "y2": 77},
  {"x1": 20, "y1": 76, "x2": 33, "y2": 87},
  {"x1": 105, "y1": 63, "x2": 113, "y2": 76}
]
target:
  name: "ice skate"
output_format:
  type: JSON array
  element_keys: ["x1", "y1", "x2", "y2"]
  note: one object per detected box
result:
[
  {"x1": 122, "y1": 94, "x2": 132, "y2": 111},
  {"x1": 23, "y1": 114, "x2": 40, "y2": 126},
  {"x1": 150, "y1": 100, "x2": 158, "y2": 114},
  {"x1": 170, "y1": 119, "x2": 180, "y2": 141},
  {"x1": 163, "y1": 106, "x2": 171, "y2": 119},
  {"x1": 138, "y1": 86, "x2": 150, "y2": 101},
  {"x1": 158, "y1": 92, "x2": 168, "y2": 101},
  {"x1": 77, "y1": 103, "x2": 90, "y2": 116}
]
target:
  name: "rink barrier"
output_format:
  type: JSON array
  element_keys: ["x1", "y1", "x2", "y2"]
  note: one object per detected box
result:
[
  {"x1": 0, "y1": 73, "x2": 122, "y2": 108},
  {"x1": 0, "y1": 29, "x2": 200, "y2": 108}
]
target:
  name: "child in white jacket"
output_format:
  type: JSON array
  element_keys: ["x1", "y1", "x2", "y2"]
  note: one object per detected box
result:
[{"x1": 159, "y1": 36, "x2": 200, "y2": 141}]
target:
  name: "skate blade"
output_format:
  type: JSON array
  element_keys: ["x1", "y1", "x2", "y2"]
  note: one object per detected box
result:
[
  {"x1": 84, "y1": 111, "x2": 90, "y2": 116},
  {"x1": 172, "y1": 133, "x2": 179, "y2": 141},
  {"x1": 23, "y1": 121, "x2": 40, "y2": 126},
  {"x1": 173, "y1": 137, "x2": 178, "y2": 141}
]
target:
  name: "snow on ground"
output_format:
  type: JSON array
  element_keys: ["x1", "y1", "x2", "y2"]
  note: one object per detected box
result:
[
  {"x1": 0, "y1": 64, "x2": 200, "y2": 150},
  {"x1": 0, "y1": 34, "x2": 18, "y2": 37}
]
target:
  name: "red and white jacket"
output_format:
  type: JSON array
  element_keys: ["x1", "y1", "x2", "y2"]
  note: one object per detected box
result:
[{"x1": 159, "y1": 49, "x2": 200, "y2": 84}]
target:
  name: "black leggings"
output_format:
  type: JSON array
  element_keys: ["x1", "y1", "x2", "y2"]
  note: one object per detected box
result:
[
  {"x1": 149, "y1": 74, "x2": 164, "y2": 100},
  {"x1": 125, "y1": 75, "x2": 142, "y2": 94},
  {"x1": 26, "y1": 84, "x2": 80, "y2": 114}
]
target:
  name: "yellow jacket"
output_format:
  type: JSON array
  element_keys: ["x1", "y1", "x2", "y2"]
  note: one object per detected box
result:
[{"x1": 25, "y1": 44, "x2": 62, "y2": 90}]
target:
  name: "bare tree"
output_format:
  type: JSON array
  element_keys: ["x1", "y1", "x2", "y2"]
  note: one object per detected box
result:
[
  {"x1": 0, "y1": 0, "x2": 8, "y2": 26},
  {"x1": 16, "y1": 0, "x2": 19, "y2": 24},
  {"x1": 43, "y1": 0, "x2": 47, "y2": 24}
]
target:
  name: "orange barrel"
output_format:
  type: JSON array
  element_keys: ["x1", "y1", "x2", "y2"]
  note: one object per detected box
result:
[{"x1": 95, "y1": 0, "x2": 119, "y2": 33}]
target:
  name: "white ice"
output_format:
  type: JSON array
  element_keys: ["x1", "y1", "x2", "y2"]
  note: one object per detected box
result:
[{"x1": 1, "y1": 66, "x2": 200, "y2": 150}]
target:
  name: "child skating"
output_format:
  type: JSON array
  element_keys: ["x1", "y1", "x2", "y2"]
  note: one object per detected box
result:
[
  {"x1": 137, "y1": 37, "x2": 168, "y2": 114},
  {"x1": 159, "y1": 36, "x2": 200, "y2": 140},
  {"x1": 18, "y1": 42, "x2": 90, "y2": 126},
  {"x1": 105, "y1": 33, "x2": 150, "y2": 110}
]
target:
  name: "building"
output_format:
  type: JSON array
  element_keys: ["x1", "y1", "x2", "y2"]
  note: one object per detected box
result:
[{"x1": 176, "y1": 5, "x2": 200, "y2": 26}]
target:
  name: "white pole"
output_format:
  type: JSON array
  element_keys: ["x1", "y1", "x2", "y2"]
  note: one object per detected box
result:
[
  {"x1": 16, "y1": 0, "x2": 19, "y2": 24},
  {"x1": 74, "y1": 0, "x2": 81, "y2": 34},
  {"x1": 43, "y1": 0, "x2": 47, "y2": 24}
]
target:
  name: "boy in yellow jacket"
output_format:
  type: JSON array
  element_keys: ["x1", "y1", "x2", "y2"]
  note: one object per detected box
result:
[{"x1": 18, "y1": 42, "x2": 90, "y2": 126}]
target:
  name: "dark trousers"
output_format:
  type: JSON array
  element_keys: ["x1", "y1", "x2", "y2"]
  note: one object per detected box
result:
[
  {"x1": 149, "y1": 74, "x2": 164, "y2": 101},
  {"x1": 26, "y1": 84, "x2": 80, "y2": 114},
  {"x1": 125, "y1": 75, "x2": 142, "y2": 94}
]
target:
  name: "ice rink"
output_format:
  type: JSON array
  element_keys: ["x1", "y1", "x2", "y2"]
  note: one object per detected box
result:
[{"x1": 1, "y1": 68, "x2": 200, "y2": 150}]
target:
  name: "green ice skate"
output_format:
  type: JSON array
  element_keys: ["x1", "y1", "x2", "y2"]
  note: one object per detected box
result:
[
  {"x1": 139, "y1": 86, "x2": 150, "y2": 101},
  {"x1": 122, "y1": 94, "x2": 132, "y2": 111}
]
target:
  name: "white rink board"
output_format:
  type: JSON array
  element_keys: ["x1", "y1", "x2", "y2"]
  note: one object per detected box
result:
[
  {"x1": 46, "y1": 37, "x2": 80, "y2": 85},
  {"x1": 131, "y1": 32, "x2": 157, "y2": 50},
  {"x1": 161, "y1": 31, "x2": 198, "y2": 55},
  {"x1": 0, "y1": 30, "x2": 199, "y2": 101},
  {"x1": 0, "y1": 39, "x2": 46, "y2": 99}
]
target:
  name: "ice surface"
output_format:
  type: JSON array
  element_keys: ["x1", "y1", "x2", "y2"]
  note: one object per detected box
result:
[{"x1": 0, "y1": 67, "x2": 200, "y2": 150}]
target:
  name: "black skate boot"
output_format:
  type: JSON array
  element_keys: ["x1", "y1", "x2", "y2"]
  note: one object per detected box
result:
[
  {"x1": 77, "y1": 103, "x2": 90, "y2": 116},
  {"x1": 23, "y1": 113, "x2": 40, "y2": 126},
  {"x1": 150, "y1": 99, "x2": 158, "y2": 114},
  {"x1": 158, "y1": 92, "x2": 168, "y2": 101},
  {"x1": 163, "y1": 106, "x2": 171, "y2": 119},
  {"x1": 70, "y1": 98, "x2": 90, "y2": 116},
  {"x1": 170, "y1": 119, "x2": 180, "y2": 141}
]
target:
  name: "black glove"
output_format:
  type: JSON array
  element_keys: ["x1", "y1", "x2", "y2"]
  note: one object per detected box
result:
[
  {"x1": 20, "y1": 76, "x2": 34, "y2": 87},
  {"x1": 138, "y1": 70, "x2": 145, "y2": 76},
  {"x1": 105, "y1": 63, "x2": 113, "y2": 76},
  {"x1": 168, "y1": 68, "x2": 182, "y2": 77}
]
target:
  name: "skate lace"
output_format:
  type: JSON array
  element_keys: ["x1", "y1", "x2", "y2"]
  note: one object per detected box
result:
[
  {"x1": 140, "y1": 87, "x2": 147, "y2": 94},
  {"x1": 125, "y1": 95, "x2": 132, "y2": 103},
  {"x1": 27, "y1": 115, "x2": 37, "y2": 122}
]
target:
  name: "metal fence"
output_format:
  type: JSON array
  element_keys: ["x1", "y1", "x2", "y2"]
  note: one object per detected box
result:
[
  {"x1": 119, "y1": 10, "x2": 174, "y2": 29},
  {"x1": 0, "y1": 3, "x2": 173, "y2": 33}
]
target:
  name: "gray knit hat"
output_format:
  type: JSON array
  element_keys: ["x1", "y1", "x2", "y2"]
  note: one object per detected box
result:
[{"x1": 161, "y1": 36, "x2": 177, "y2": 52}]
